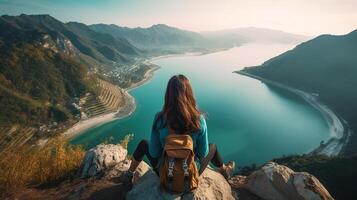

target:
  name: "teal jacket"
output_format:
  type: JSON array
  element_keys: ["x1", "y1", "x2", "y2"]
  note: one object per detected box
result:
[{"x1": 149, "y1": 113, "x2": 209, "y2": 168}]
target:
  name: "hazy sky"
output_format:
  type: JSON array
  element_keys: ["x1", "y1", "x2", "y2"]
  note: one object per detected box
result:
[{"x1": 1, "y1": 0, "x2": 357, "y2": 36}]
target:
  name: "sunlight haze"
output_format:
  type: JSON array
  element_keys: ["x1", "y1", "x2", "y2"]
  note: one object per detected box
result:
[{"x1": 1, "y1": 0, "x2": 357, "y2": 36}]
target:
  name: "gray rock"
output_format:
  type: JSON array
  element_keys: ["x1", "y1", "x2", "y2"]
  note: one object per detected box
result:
[
  {"x1": 104, "y1": 159, "x2": 151, "y2": 182},
  {"x1": 293, "y1": 172, "x2": 333, "y2": 200},
  {"x1": 77, "y1": 144, "x2": 334, "y2": 200},
  {"x1": 104, "y1": 159, "x2": 131, "y2": 179},
  {"x1": 79, "y1": 144, "x2": 127, "y2": 178},
  {"x1": 244, "y1": 162, "x2": 334, "y2": 200},
  {"x1": 126, "y1": 166, "x2": 235, "y2": 200}
]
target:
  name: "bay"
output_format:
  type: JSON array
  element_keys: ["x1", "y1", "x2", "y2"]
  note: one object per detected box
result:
[{"x1": 72, "y1": 43, "x2": 330, "y2": 166}]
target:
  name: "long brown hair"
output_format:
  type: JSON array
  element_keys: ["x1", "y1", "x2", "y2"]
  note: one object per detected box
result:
[{"x1": 153, "y1": 75, "x2": 201, "y2": 134}]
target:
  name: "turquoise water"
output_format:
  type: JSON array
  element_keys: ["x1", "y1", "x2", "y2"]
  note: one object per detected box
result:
[{"x1": 72, "y1": 44, "x2": 330, "y2": 166}]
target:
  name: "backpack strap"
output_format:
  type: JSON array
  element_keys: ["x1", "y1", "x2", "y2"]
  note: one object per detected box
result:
[
  {"x1": 168, "y1": 157, "x2": 175, "y2": 177},
  {"x1": 182, "y1": 157, "x2": 190, "y2": 192},
  {"x1": 182, "y1": 158, "x2": 189, "y2": 176},
  {"x1": 168, "y1": 157, "x2": 175, "y2": 191}
]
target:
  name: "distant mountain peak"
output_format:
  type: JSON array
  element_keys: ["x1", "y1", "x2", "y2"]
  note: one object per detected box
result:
[
  {"x1": 347, "y1": 28, "x2": 357, "y2": 36},
  {"x1": 151, "y1": 24, "x2": 169, "y2": 27},
  {"x1": 149, "y1": 24, "x2": 172, "y2": 29},
  {"x1": 17, "y1": 13, "x2": 57, "y2": 21},
  {"x1": 20, "y1": 13, "x2": 51, "y2": 17}
]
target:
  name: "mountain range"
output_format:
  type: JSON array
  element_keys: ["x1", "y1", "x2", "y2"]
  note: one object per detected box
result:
[
  {"x1": 90, "y1": 24, "x2": 308, "y2": 54},
  {"x1": 201, "y1": 27, "x2": 309, "y2": 46},
  {"x1": 0, "y1": 14, "x2": 308, "y2": 128},
  {"x1": 90, "y1": 23, "x2": 207, "y2": 53},
  {"x1": 0, "y1": 14, "x2": 140, "y2": 66}
]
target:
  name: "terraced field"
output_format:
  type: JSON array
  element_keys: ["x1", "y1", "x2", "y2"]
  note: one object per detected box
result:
[
  {"x1": 0, "y1": 79, "x2": 124, "y2": 154},
  {"x1": 0, "y1": 125, "x2": 37, "y2": 154},
  {"x1": 80, "y1": 79, "x2": 125, "y2": 118}
]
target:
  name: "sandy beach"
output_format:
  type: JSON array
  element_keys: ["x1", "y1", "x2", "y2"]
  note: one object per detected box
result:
[
  {"x1": 237, "y1": 71, "x2": 351, "y2": 156},
  {"x1": 63, "y1": 64, "x2": 160, "y2": 139}
]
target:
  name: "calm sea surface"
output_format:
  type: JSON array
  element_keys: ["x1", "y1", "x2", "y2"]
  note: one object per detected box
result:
[{"x1": 72, "y1": 43, "x2": 330, "y2": 166}]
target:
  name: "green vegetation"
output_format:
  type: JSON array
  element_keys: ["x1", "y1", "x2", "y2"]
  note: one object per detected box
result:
[
  {"x1": 242, "y1": 29, "x2": 357, "y2": 155},
  {"x1": 0, "y1": 42, "x2": 95, "y2": 127}
]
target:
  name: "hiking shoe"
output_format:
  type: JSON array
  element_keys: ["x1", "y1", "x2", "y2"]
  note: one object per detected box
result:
[
  {"x1": 121, "y1": 171, "x2": 134, "y2": 189},
  {"x1": 221, "y1": 161, "x2": 235, "y2": 180}
]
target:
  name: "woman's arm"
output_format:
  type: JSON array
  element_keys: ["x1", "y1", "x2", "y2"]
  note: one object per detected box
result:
[
  {"x1": 149, "y1": 114, "x2": 163, "y2": 158},
  {"x1": 195, "y1": 115, "x2": 209, "y2": 160}
]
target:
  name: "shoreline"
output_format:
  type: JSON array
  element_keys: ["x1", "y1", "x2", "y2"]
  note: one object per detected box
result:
[
  {"x1": 62, "y1": 50, "x2": 349, "y2": 156},
  {"x1": 146, "y1": 47, "x2": 231, "y2": 62},
  {"x1": 125, "y1": 64, "x2": 160, "y2": 92},
  {"x1": 62, "y1": 49, "x2": 227, "y2": 140},
  {"x1": 63, "y1": 64, "x2": 160, "y2": 139},
  {"x1": 236, "y1": 71, "x2": 351, "y2": 156}
]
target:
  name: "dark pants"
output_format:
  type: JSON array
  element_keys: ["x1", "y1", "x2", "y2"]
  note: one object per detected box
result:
[{"x1": 132, "y1": 139, "x2": 224, "y2": 175}]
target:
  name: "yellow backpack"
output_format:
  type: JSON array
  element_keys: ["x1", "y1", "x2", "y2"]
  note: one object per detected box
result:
[{"x1": 159, "y1": 129, "x2": 199, "y2": 193}]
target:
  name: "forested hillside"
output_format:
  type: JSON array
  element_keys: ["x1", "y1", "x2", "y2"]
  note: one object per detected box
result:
[
  {"x1": 0, "y1": 30, "x2": 96, "y2": 127},
  {"x1": 0, "y1": 14, "x2": 149, "y2": 138},
  {"x1": 242, "y1": 30, "x2": 357, "y2": 154}
]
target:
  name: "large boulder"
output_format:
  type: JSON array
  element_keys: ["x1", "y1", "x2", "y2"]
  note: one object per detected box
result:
[
  {"x1": 77, "y1": 144, "x2": 334, "y2": 200},
  {"x1": 79, "y1": 144, "x2": 127, "y2": 178},
  {"x1": 126, "y1": 167, "x2": 235, "y2": 200},
  {"x1": 241, "y1": 162, "x2": 333, "y2": 200}
]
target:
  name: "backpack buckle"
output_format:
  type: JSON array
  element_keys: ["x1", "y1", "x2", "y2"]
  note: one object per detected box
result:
[
  {"x1": 182, "y1": 159, "x2": 189, "y2": 176},
  {"x1": 168, "y1": 157, "x2": 175, "y2": 177}
]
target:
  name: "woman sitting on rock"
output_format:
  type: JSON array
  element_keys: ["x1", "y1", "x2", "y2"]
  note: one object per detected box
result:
[{"x1": 122, "y1": 74, "x2": 235, "y2": 191}]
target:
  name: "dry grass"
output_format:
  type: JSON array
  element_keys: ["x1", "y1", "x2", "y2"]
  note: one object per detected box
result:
[
  {"x1": 0, "y1": 134, "x2": 134, "y2": 198},
  {"x1": 119, "y1": 134, "x2": 134, "y2": 149},
  {"x1": 0, "y1": 136, "x2": 85, "y2": 198}
]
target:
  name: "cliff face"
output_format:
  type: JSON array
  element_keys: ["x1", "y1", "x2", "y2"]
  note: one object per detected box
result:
[{"x1": 12, "y1": 144, "x2": 333, "y2": 200}]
